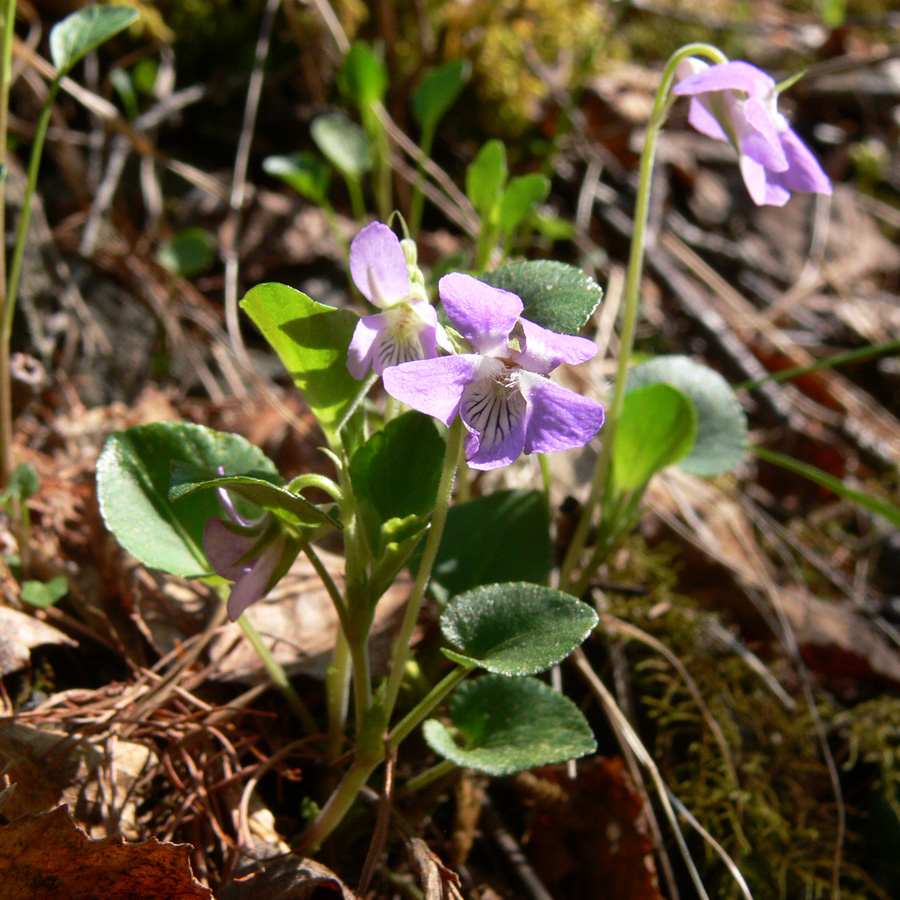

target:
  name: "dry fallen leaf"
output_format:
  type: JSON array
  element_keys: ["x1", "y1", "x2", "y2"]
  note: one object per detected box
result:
[
  {"x1": 219, "y1": 855, "x2": 356, "y2": 900},
  {"x1": 0, "y1": 607, "x2": 76, "y2": 675},
  {"x1": 0, "y1": 805, "x2": 211, "y2": 900}
]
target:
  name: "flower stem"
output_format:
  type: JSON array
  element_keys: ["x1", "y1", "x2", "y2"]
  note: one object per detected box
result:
[
  {"x1": 398, "y1": 758, "x2": 457, "y2": 797},
  {"x1": 325, "y1": 627, "x2": 351, "y2": 761},
  {"x1": 558, "y1": 42, "x2": 727, "y2": 594},
  {"x1": 0, "y1": 0, "x2": 17, "y2": 487},
  {"x1": 236, "y1": 611, "x2": 319, "y2": 735},
  {"x1": 383, "y1": 417, "x2": 463, "y2": 719}
]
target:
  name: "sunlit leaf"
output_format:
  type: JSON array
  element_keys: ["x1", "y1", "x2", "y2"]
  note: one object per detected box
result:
[{"x1": 50, "y1": 6, "x2": 138, "y2": 75}]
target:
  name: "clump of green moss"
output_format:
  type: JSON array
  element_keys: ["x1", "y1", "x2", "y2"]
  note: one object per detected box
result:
[{"x1": 604, "y1": 537, "x2": 879, "y2": 898}]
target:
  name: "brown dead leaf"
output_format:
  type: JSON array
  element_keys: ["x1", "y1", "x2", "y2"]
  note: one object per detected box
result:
[
  {"x1": 219, "y1": 855, "x2": 356, "y2": 900},
  {"x1": 0, "y1": 805, "x2": 211, "y2": 900},
  {"x1": 208, "y1": 548, "x2": 407, "y2": 683},
  {"x1": 525, "y1": 757, "x2": 662, "y2": 900},
  {"x1": 0, "y1": 607, "x2": 76, "y2": 675}
]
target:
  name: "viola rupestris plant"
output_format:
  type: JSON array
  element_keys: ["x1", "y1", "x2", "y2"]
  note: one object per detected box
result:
[{"x1": 96, "y1": 40, "x2": 828, "y2": 869}]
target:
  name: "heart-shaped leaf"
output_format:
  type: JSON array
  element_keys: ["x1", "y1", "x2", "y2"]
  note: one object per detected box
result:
[
  {"x1": 169, "y1": 467, "x2": 338, "y2": 529},
  {"x1": 441, "y1": 583, "x2": 597, "y2": 675},
  {"x1": 626, "y1": 355, "x2": 748, "y2": 476},
  {"x1": 263, "y1": 152, "x2": 331, "y2": 205},
  {"x1": 97, "y1": 423, "x2": 278, "y2": 577},
  {"x1": 466, "y1": 140, "x2": 507, "y2": 220},
  {"x1": 423, "y1": 675, "x2": 596, "y2": 776},
  {"x1": 311, "y1": 114, "x2": 373, "y2": 179},
  {"x1": 240, "y1": 283, "x2": 362, "y2": 445},
  {"x1": 612, "y1": 383, "x2": 697, "y2": 491},
  {"x1": 418, "y1": 490, "x2": 552, "y2": 605},
  {"x1": 499, "y1": 173, "x2": 550, "y2": 235},
  {"x1": 349, "y1": 411, "x2": 445, "y2": 556},
  {"x1": 481, "y1": 261, "x2": 602, "y2": 336},
  {"x1": 50, "y1": 6, "x2": 138, "y2": 75},
  {"x1": 411, "y1": 59, "x2": 471, "y2": 132}
]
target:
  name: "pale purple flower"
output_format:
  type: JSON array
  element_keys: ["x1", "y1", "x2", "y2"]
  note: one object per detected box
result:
[
  {"x1": 382, "y1": 273, "x2": 605, "y2": 470},
  {"x1": 347, "y1": 222, "x2": 444, "y2": 378},
  {"x1": 203, "y1": 486, "x2": 298, "y2": 620},
  {"x1": 673, "y1": 59, "x2": 832, "y2": 207}
]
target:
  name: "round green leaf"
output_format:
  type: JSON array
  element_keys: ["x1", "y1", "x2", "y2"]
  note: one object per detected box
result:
[
  {"x1": 263, "y1": 152, "x2": 331, "y2": 205},
  {"x1": 626, "y1": 355, "x2": 748, "y2": 476},
  {"x1": 50, "y1": 6, "x2": 138, "y2": 74},
  {"x1": 612, "y1": 383, "x2": 697, "y2": 491},
  {"x1": 339, "y1": 42, "x2": 388, "y2": 107},
  {"x1": 411, "y1": 59, "x2": 471, "y2": 132},
  {"x1": 349, "y1": 411, "x2": 445, "y2": 556},
  {"x1": 441, "y1": 583, "x2": 597, "y2": 676},
  {"x1": 21, "y1": 576, "x2": 68, "y2": 609},
  {"x1": 97, "y1": 422, "x2": 278, "y2": 578},
  {"x1": 240, "y1": 283, "x2": 362, "y2": 445},
  {"x1": 423, "y1": 675, "x2": 596, "y2": 776},
  {"x1": 156, "y1": 228, "x2": 216, "y2": 278},
  {"x1": 311, "y1": 114, "x2": 373, "y2": 179},
  {"x1": 481, "y1": 261, "x2": 602, "y2": 336},
  {"x1": 419, "y1": 490, "x2": 552, "y2": 605}
]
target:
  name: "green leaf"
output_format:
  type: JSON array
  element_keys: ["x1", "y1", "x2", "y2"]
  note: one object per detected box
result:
[
  {"x1": 263, "y1": 152, "x2": 331, "y2": 205},
  {"x1": 499, "y1": 173, "x2": 550, "y2": 235},
  {"x1": 466, "y1": 140, "x2": 508, "y2": 220},
  {"x1": 421, "y1": 489, "x2": 553, "y2": 605},
  {"x1": 339, "y1": 42, "x2": 388, "y2": 108},
  {"x1": 411, "y1": 59, "x2": 471, "y2": 132},
  {"x1": 169, "y1": 466, "x2": 339, "y2": 530},
  {"x1": 311, "y1": 114, "x2": 373, "y2": 179},
  {"x1": 240, "y1": 283, "x2": 362, "y2": 445},
  {"x1": 349, "y1": 412, "x2": 445, "y2": 556},
  {"x1": 156, "y1": 228, "x2": 216, "y2": 278},
  {"x1": 21, "y1": 576, "x2": 68, "y2": 608},
  {"x1": 9, "y1": 463, "x2": 40, "y2": 503},
  {"x1": 612, "y1": 383, "x2": 697, "y2": 491},
  {"x1": 423, "y1": 675, "x2": 596, "y2": 776},
  {"x1": 50, "y1": 6, "x2": 138, "y2": 75},
  {"x1": 481, "y1": 261, "x2": 602, "y2": 336},
  {"x1": 441, "y1": 583, "x2": 597, "y2": 676},
  {"x1": 753, "y1": 446, "x2": 900, "y2": 528},
  {"x1": 97, "y1": 422, "x2": 278, "y2": 578},
  {"x1": 626, "y1": 355, "x2": 748, "y2": 476}
]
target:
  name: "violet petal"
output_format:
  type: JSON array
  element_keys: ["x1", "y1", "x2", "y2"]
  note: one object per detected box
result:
[
  {"x1": 348, "y1": 313, "x2": 387, "y2": 379},
  {"x1": 459, "y1": 373, "x2": 528, "y2": 470},
  {"x1": 515, "y1": 317, "x2": 598, "y2": 375},
  {"x1": 350, "y1": 222, "x2": 411, "y2": 308},
  {"x1": 519, "y1": 374, "x2": 605, "y2": 455},
  {"x1": 227, "y1": 541, "x2": 282, "y2": 620},
  {"x1": 673, "y1": 60, "x2": 776, "y2": 99},
  {"x1": 739, "y1": 97, "x2": 788, "y2": 172},
  {"x1": 438, "y1": 274, "x2": 522, "y2": 357},
  {"x1": 204, "y1": 518, "x2": 260, "y2": 582},
  {"x1": 382, "y1": 354, "x2": 481, "y2": 425},
  {"x1": 770, "y1": 128, "x2": 833, "y2": 195}
]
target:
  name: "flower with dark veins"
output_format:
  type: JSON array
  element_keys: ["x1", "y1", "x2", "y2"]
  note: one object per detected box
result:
[
  {"x1": 382, "y1": 273, "x2": 605, "y2": 470},
  {"x1": 203, "y1": 486, "x2": 300, "y2": 620},
  {"x1": 673, "y1": 59, "x2": 832, "y2": 207},
  {"x1": 347, "y1": 221, "x2": 446, "y2": 378}
]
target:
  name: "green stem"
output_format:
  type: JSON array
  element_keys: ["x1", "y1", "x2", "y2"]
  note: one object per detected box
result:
[
  {"x1": 286, "y1": 473, "x2": 344, "y2": 502},
  {"x1": 398, "y1": 758, "x2": 457, "y2": 797},
  {"x1": 558, "y1": 42, "x2": 727, "y2": 594},
  {"x1": 346, "y1": 176, "x2": 366, "y2": 222},
  {"x1": 236, "y1": 611, "x2": 319, "y2": 735},
  {"x1": 325, "y1": 628, "x2": 352, "y2": 761},
  {"x1": 0, "y1": 0, "x2": 17, "y2": 487},
  {"x1": 387, "y1": 664, "x2": 471, "y2": 750},
  {"x1": 383, "y1": 417, "x2": 463, "y2": 718}
]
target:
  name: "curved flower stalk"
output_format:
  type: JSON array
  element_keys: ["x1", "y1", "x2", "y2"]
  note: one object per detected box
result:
[
  {"x1": 203, "y1": 486, "x2": 301, "y2": 620},
  {"x1": 347, "y1": 221, "x2": 448, "y2": 378},
  {"x1": 382, "y1": 274, "x2": 605, "y2": 470},
  {"x1": 673, "y1": 59, "x2": 832, "y2": 207}
]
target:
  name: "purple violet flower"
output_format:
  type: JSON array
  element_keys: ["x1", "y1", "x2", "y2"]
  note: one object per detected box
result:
[
  {"x1": 203, "y1": 486, "x2": 298, "y2": 621},
  {"x1": 382, "y1": 273, "x2": 605, "y2": 470},
  {"x1": 347, "y1": 221, "x2": 446, "y2": 378},
  {"x1": 673, "y1": 59, "x2": 832, "y2": 207}
]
